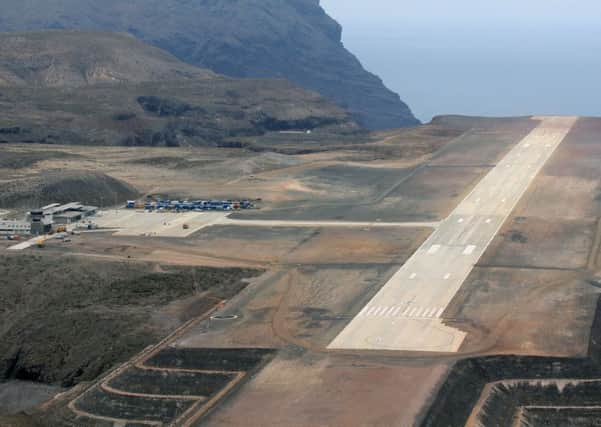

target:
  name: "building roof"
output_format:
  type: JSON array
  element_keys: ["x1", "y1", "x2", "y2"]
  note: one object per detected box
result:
[
  {"x1": 41, "y1": 203, "x2": 60, "y2": 210},
  {"x1": 44, "y1": 202, "x2": 82, "y2": 215},
  {"x1": 53, "y1": 211, "x2": 83, "y2": 219}
]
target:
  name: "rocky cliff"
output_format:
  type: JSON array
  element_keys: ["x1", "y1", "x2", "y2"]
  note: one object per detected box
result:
[{"x1": 0, "y1": 0, "x2": 419, "y2": 129}]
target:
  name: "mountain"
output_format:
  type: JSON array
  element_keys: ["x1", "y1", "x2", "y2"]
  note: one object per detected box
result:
[
  {"x1": 0, "y1": 0, "x2": 419, "y2": 130},
  {"x1": 0, "y1": 31, "x2": 358, "y2": 147},
  {"x1": 0, "y1": 31, "x2": 214, "y2": 87}
]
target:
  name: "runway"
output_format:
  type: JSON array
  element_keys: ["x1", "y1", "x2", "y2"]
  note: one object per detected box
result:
[{"x1": 328, "y1": 116, "x2": 578, "y2": 353}]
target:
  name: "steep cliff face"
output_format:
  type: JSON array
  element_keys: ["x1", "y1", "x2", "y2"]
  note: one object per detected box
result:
[{"x1": 0, "y1": 0, "x2": 419, "y2": 129}]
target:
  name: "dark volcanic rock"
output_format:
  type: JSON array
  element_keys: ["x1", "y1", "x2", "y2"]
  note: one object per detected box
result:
[{"x1": 0, "y1": 0, "x2": 419, "y2": 129}]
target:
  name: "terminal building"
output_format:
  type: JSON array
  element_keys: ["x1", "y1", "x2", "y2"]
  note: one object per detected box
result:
[
  {"x1": 0, "y1": 220, "x2": 31, "y2": 236},
  {"x1": 29, "y1": 202, "x2": 98, "y2": 234},
  {"x1": 46, "y1": 202, "x2": 98, "y2": 224}
]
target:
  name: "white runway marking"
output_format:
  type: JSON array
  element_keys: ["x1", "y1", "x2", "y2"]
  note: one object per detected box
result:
[
  {"x1": 329, "y1": 117, "x2": 578, "y2": 353},
  {"x1": 428, "y1": 244, "x2": 441, "y2": 254},
  {"x1": 410, "y1": 273, "x2": 417, "y2": 279},
  {"x1": 463, "y1": 245, "x2": 477, "y2": 255}
]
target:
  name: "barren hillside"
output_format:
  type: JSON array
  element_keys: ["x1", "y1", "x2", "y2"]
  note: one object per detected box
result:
[
  {"x1": 0, "y1": 31, "x2": 215, "y2": 87},
  {"x1": 0, "y1": 0, "x2": 419, "y2": 129}
]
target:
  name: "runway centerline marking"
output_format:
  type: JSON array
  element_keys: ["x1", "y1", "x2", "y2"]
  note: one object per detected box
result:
[{"x1": 328, "y1": 117, "x2": 578, "y2": 353}]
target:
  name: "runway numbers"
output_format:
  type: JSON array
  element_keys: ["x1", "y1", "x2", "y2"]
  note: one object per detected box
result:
[{"x1": 359, "y1": 305, "x2": 446, "y2": 319}]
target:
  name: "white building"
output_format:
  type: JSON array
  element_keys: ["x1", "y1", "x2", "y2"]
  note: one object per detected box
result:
[{"x1": 0, "y1": 220, "x2": 31, "y2": 235}]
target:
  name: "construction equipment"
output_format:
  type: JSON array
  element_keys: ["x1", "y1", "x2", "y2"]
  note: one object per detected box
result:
[
  {"x1": 55, "y1": 225, "x2": 68, "y2": 233},
  {"x1": 36, "y1": 236, "x2": 48, "y2": 248}
]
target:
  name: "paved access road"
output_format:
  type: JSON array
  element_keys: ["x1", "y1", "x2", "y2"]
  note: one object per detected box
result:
[
  {"x1": 94, "y1": 210, "x2": 229, "y2": 238},
  {"x1": 328, "y1": 116, "x2": 578, "y2": 353},
  {"x1": 223, "y1": 218, "x2": 440, "y2": 229}
]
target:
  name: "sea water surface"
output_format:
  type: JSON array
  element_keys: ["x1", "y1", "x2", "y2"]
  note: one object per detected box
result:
[{"x1": 322, "y1": 1, "x2": 601, "y2": 123}]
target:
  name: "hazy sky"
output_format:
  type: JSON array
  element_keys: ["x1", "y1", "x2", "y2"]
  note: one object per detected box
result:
[
  {"x1": 321, "y1": 0, "x2": 601, "y2": 122},
  {"x1": 321, "y1": 1, "x2": 601, "y2": 28}
]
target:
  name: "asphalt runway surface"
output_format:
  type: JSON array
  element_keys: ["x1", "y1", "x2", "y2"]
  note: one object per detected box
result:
[{"x1": 328, "y1": 116, "x2": 578, "y2": 353}]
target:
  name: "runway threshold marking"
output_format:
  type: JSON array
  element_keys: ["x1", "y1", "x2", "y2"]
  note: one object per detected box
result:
[{"x1": 328, "y1": 116, "x2": 578, "y2": 353}]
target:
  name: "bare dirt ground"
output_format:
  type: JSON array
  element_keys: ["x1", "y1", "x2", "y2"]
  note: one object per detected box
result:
[
  {"x1": 204, "y1": 353, "x2": 449, "y2": 427},
  {"x1": 442, "y1": 117, "x2": 601, "y2": 359}
]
